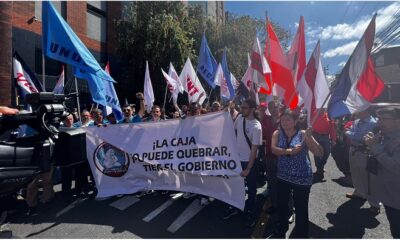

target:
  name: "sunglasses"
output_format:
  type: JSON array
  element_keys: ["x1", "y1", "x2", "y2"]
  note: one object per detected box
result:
[{"x1": 123, "y1": 109, "x2": 131, "y2": 113}]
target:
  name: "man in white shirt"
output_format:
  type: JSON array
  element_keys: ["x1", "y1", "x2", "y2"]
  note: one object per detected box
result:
[{"x1": 224, "y1": 99, "x2": 262, "y2": 228}]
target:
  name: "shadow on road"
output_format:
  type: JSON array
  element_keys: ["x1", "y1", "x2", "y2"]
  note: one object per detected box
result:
[{"x1": 309, "y1": 198, "x2": 380, "y2": 238}]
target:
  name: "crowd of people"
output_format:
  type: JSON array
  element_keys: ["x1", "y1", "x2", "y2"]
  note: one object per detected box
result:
[{"x1": 0, "y1": 94, "x2": 399, "y2": 238}]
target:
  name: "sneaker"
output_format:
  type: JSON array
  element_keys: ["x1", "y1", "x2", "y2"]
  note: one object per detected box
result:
[
  {"x1": 135, "y1": 191, "x2": 146, "y2": 198},
  {"x1": 245, "y1": 213, "x2": 255, "y2": 228},
  {"x1": 223, "y1": 207, "x2": 238, "y2": 220},
  {"x1": 288, "y1": 213, "x2": 294, "y2": 224},
  {"x1": 200, "y1": 197, "x2": 210, "y2": 206},
  {"x1": 95, "y1": 196, "x2": 112, "y2": 201},
  {"x1": 345, "y1": 192, "x2": 363, "y2": 200},
  {"x1": 369, "y1": 206, "x2": 381, "y2": 214},
  {"x1": 182, "y1": 192, "x2": 196, "y2": 199},
  {"x1": 26, "y1": 207, "x2": 38, "y2": 216}
]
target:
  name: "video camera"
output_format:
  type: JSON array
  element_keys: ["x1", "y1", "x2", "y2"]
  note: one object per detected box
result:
[{"x1": 0, "y1": 92, "x2": 87, "y2": 198}]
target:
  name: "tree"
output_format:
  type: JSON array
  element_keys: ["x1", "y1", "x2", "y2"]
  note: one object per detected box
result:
[{"x1": 114, "y1": 3, "x2": 291, "y2": 110}]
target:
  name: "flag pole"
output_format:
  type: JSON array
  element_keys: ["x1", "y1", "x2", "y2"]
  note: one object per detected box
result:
[
  {"x1": 309, "y1": 91, "x2": 332, "y2": 127},
  {"x1": 74, "y1": 76, "x2": 82, "y2": 122},
  {"x1": 208, "y1": 88, "x2": 214, "y2": 106},
  {"x1": 162, "y1": 84, "x2": 168, "y2": 114},
  {"x1": 42, "y1": 53, "x2": 46, "y2": 91}
]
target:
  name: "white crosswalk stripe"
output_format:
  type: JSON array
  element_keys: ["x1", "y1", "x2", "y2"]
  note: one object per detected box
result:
[
  {"x1": 56, "y1": 198, "x2": 88, "y2": 218},
  {"x1": 167, "y1": 198, "x2": 205, "y2": 233},
  {"x1": 142, "y1": 199, "x2": 175, "y2": 222},
  {"x1": 109, "y1": 196, "x2": 140, "y2": 211}
]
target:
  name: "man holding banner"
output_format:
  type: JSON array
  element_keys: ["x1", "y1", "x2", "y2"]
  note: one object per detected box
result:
[{"x1": 224, "y1": 99, "x2": 262, "y2": 228}]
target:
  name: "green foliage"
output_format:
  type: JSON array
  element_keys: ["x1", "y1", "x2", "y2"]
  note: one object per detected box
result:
[{"x1": 114, "y1": 2, "x2": 291, "y2": 108}]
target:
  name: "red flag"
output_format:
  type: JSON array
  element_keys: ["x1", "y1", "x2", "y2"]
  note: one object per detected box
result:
[
  {"x1": 356, "y1": 57, "x2": 385, "y2": 102},
  {"x1": 264, "y1": 18, "x2": 298, "y2": 109}
]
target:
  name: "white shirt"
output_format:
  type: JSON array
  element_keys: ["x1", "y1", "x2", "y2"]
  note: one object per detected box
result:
[{"x1": 234, "y1": 114, "x2": 262, "y2": 162}]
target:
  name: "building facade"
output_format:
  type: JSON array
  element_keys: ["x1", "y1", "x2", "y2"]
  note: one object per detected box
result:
[
  {"x1": 372, "y1": 46, "x2": 400, "y2": 102},
  {"x1": 0, "y1": 1, "x2": 122, "y2": 107},
  {"x1": 186, "y1": 1, "x2": 225, "y2": 25}
]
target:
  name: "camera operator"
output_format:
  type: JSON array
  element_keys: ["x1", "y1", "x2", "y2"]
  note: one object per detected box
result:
[
  {"x1": 363, "y1": 106, "x2": 400, "y2": 238},
  {"x1": 59, "y1": 113, "x2": 90, "y2": 198},
  {"x1": 0, "y1": 106, "x2": 19, "y2": 115},
  {"x1": 26, "y1": 166, "x2": 55, "y2": 216}
]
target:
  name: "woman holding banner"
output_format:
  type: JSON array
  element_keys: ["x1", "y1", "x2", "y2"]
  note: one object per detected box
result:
[{"x1": 271, "y1": 109, "x2": 323, "y2": 238}]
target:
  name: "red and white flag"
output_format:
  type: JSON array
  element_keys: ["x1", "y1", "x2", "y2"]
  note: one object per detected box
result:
[
  {"x1": 297, "y1": 40, "x2": 330, "y2": 126},
  {"x1": 288, "y1": 16, "x2": 306, "y2": 85},
  {"x1": 250, "y1": 37, "x2": 272, "y2": 94},
  {"x1": 144, "y1": 61, "x2": 155, "y2": 113},
  {"x1": 53, "y1": 66, "x2": 65, "y2": 94},
  {"x1": 265, "y1": 18, "x2": 298, "y2": 109},
  {"x1": 179, "y1": 58, "x2": 206, "y2": 105}
]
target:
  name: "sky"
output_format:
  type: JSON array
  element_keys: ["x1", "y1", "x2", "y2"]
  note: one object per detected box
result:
[{"x1": 225, "y1": 1, "x2": 399, "y2": 78}]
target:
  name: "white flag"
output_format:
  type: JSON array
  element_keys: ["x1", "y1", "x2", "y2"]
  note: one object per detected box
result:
[
  {"x1": 53, "y1": 66, "x2": 65, "y2": 94},
  {"x1": 168, "y1": 62, "x2": 184, "y2": 93},
  {"x1": 144, "y1": 61, "x2": 155, "y2": 113},
  {"x1": 13, "y1": 57, "x2": 39, "y2": 95},
  {"x1": 179, "y1": 58, "x2": 207, "y2": 105},
  {"x1": 162, "y1": 68, "x2": 180, "y2": 105},
  {"x1": 230, "y1": 73, "x2": 239, "y2": 90},
  {"x1": 214, "y1": 63, "x2": 230, "y2": 100}
]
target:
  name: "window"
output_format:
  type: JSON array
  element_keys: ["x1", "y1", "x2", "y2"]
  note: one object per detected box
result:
[
  {"x1": 35, "y1": 1, "x2": 65, "y2": 21},
  {"x1": 375, "y1": 55, "x2": 384, "y2": 67},
  {"x1": 86, "y1": 3, "x2": 107, "y2": 43}
]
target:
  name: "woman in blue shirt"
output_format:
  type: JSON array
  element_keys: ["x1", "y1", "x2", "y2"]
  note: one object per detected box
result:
[{"x1": 271, "y1": 109, "x2": 323, "y2": 238}]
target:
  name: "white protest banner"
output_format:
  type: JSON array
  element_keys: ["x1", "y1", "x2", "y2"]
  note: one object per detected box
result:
[{"x1": 85, "y1": 111, "x2": 245, "y2": 210}]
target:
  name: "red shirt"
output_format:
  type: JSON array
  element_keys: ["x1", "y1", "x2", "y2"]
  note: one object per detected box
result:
[
  {"x1": 311, "y1": 110, "x2": 337, "y2": 141},
  {"x1": 260, "y1": 114, "x2": 279, "y2": 157}
]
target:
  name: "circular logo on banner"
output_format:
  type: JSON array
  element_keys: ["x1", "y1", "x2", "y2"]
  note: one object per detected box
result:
[{"x1": 93, "y1": 142, "x2": 129, "y2": 177}]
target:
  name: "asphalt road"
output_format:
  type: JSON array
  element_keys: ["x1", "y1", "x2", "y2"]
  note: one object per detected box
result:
[{"x1": 2, "y1": 155, "x2": 392, "y2": 239}]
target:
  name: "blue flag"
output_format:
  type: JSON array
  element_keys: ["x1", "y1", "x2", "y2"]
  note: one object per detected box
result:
[
  {"x1": 42, "y1": 1, "x2": 114, "y2": 105},
  {"x1": 197, "y1": 34, "x2": 218, "y2": 89},
  {"x1": 221, "y1": 49, "x2": 235, "y2": 100},
  {"x1": 73, "y1": 67, "x2": 107, "y2": 106}
]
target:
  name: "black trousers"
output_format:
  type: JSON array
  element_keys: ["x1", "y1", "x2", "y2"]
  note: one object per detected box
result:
[
  {"x1": 241, "y1": 161, "x2": 257, "y2": 215},
  {"x1": 61, "y1": 162, "x2": 89, "y2": 194},
  {"x1": 275, "y1": 179, "x2": 311, "y2": 238},
  {"x1": 385, "y1": 205, "x2": 400, "y2": 238},
  {"x1": 266, "y1": 155, "x2": 278, "y2": 208}
]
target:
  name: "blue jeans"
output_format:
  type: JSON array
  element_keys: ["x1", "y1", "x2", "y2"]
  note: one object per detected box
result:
[{"x1": 312, "y1": 133, "x2": 331, "y2": 173}]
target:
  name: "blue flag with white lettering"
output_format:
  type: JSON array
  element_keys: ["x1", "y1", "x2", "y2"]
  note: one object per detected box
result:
[
  {"x1": 42, "y1": 1, "x2": 114, "y2": 105},
  {"x1": 197, "y1": 34, "x2": 218, "y2": 89},
  {"x1": 221, "y1": 49, "x2": 235, "y2": 100}
]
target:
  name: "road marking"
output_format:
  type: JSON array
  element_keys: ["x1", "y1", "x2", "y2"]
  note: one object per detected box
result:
[
  {"x1": 56, "y1": 198, "x2": 87, "y2": 218},
  {"x1": 167, "y1": 198, "x2": 205, "y2": 233},
  {"x1": 143, "y1": 199, "x2": 175, "y2": 222},
  {"x1": 109, "y1": 196, "x2": 140, "y2": 210}
]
